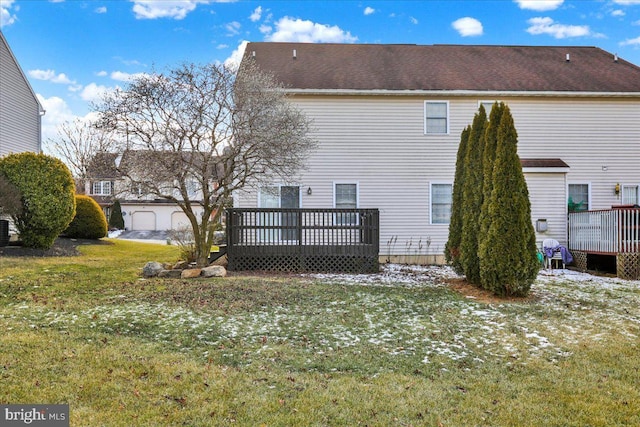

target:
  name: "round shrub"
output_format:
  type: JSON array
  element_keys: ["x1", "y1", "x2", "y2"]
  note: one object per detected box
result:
[
  {"x1": 65, "y1": 195, "x2": 108, "y2": 239},
  {"x1": 0, "y1": 152, "x2": 76, "y2": 249}
]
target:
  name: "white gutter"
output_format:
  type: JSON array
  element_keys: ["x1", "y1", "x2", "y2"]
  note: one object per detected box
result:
[{"x1": 284, "y1": 88, "x2": 640, "y2": 98}]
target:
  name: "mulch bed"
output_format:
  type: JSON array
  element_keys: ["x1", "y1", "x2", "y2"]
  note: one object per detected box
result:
[{"x1": 0, "y1": 237, "x2": 112, "y2": 257}]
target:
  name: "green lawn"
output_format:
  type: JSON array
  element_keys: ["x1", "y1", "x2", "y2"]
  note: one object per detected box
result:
[{"x1": 1, "y1": 240, "x2": 639, "y2": 426}]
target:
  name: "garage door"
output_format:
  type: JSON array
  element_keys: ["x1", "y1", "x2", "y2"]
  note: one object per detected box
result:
[
  {"x1": 171, "y1": 211, "x2": 191, "y2": 230},
  {"x1": 131, "y1": 211, "x2": 156, "y2": 231}
]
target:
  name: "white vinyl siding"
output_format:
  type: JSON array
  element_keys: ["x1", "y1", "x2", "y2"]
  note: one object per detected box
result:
[
  {"x1": 430, "y1": 183, "x2": 452, "y2": 224},
  {"x1": 0, "y1": 33, "x2": 41, "y2": 156},
  {"x1": 424, "y1": 101, "x2": 449, "y2": 134},
  {"x1": 235, "y1": 95, "x2": 640, "y2": 257}
]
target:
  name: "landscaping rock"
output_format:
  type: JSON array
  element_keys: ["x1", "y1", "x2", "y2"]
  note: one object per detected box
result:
[
  {"x1": 173, "y1": 260, "x2": 190, "y2": 270},
  {"x1": 142, "y1": 261, "x2": 164, "y2": 278},
  {"x1": 181, "y1": 268, "x2": 202, "y2": 279},
  {"x1": 158, "y1": 269, "x2": 182, "y2": 278},
  {"x1": 202, "y1": 265, "x2": 227, "y2": 278}
]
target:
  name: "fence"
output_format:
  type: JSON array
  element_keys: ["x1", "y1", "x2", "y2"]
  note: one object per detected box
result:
[{"x1": 226, "y1": 208, "x2": 379, "y2": 273}]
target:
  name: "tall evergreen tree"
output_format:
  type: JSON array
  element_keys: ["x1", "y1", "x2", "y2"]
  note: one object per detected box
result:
[
  {"x1": 479, "y1": 106, "x2": 539, "y2": 296},
  {"x1": 459, "y1": 105, "x2": 487, "y2": 285},
  {"x1": 109, "y1": 199, "x2": 125, "y2": 230},
  {"x1": 479, "y1": 102, "x2": 506, "y2": 240},
  {"x1": 445, "y1": 126, "x2": 470, "y2": 274}
]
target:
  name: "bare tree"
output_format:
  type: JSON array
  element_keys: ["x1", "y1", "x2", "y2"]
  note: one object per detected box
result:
[
  {"x1": 48, "y1": 117, "x2": 113, "y2": 179},
  {"x1": 95, "y1": 61, "x2": 316, "y2": 266}
]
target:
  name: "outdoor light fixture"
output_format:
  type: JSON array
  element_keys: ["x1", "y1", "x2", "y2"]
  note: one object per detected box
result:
[
  {"x1": 615, "y1": 183, "x2": 621, "y2": 195},
  {"x1": 307, "y1": 187, "x2": 312, "y2": 195}
]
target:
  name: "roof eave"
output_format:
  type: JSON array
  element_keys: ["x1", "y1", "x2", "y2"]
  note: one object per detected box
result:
[{"x1": 284, "y1": 88, "x2": 640, "y2": 98}]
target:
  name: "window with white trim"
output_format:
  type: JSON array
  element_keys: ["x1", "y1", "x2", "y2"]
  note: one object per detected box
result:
[
  {"x1": 334, "y1": 183, "x2": 358, "y2": 225},
  {"x1": 92, "y1": 181, "x2": 112, "y2": 196},
  {"x1": 424, "y1": 101, "x2": 449, "y2": 134},
  {"x1": 568, "y1": 184, "x2": 589, "y2": 212},
  {"x1": 479, "y1": 100, "x2": 498, "y2": 115},
  {"x1": 431, "y1": 183, "x2": 452, "y2": 224},
  {"x1": 622, "y1": 185, "x2": 639, "y2": 205}
]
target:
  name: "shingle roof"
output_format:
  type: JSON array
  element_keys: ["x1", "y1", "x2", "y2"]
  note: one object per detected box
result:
[{"x1": 245, "y1": 43, "x2": 640, "y2": 93}]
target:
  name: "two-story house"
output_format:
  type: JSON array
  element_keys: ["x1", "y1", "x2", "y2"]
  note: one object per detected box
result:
[{"x1": 236, "y1": 42, "x2": 640, "y2": 264}]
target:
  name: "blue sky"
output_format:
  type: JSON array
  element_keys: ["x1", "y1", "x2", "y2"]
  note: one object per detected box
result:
[{"x1": 3, "y1": 0, "x2": 640, "y2": 144}]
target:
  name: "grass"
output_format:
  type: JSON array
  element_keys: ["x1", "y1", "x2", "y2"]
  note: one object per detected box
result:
[{"x1": 1, "y1": 240, "x2": 639, "y2": 426}]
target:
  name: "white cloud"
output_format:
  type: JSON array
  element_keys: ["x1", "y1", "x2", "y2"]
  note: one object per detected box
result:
[
  {"x1": 36, "y1": 94, "x2": 76, "y2": 144},
  {"x1": 131, "y1": 0, "x2": 211, "y2": 20},
  {"x1": 612, "y1": 9, "x2": 625, "y2": 17},
  {"x1": 410, "y1": 16, "x2": 418, "y2": 25},
  {"x1": 620, "y1": 35, "x2": 640, "y2": 45},
  {"x1": 364, "y1": 7, "x2": 375, "y2": 16},
  {"x1": 79, "y1": 82, "x2": 111, "y2": 103},
  {"x1": 526, "y1": 17, "x2": 591, "y2": 38},
  {"x1": 259, "y1": 24, "x2": 272, "y2": 34},
  {"x1": 250, "y1": 6, "x2": 262, "y2": 22},
  {"x1": 452, "y1": 17, "x2": 483, "y2": 37},
  {"x1": 224, "y1": 40, "x2": 248, "y2": 69},
  {"x1": 226, "y1": 21, "x2": 241, "y2": 35},
  {"x1": 216, "y1": 43, "x2": 229, "y2": 49},
  {"x1": 96, "y1": 70, "x2": 108, "y2": 77},
  {"x1": 266, "y1": 17, "x2": 357, "y2": 43},
  {"x1": 95, "y1": 6, "x2": 107, "y2": 14},
  {"x1": 110, "y1": 71, "x2": 147, "y2": 82},
  {"x1": 613, "y1": 0, "x2": 640, "y2": 5},
  {"x1": 28, "y1": 69, "x2": 75, "y2": 85},
  {"x1": 1, "y1": 0, "x2": 17, "y2": 26},
  {"x1": 515, "y1": 0, "x2": 564, "y2": 11}
]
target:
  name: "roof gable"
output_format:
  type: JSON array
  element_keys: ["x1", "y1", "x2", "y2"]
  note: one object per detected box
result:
[{"x1": 244, "y1": 43, "x2": 640, "y2": 93}]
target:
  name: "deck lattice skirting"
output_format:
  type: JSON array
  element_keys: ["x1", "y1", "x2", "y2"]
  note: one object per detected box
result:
[{"x1": 226, "y1": 208, "x2": 380, "y2": 273}]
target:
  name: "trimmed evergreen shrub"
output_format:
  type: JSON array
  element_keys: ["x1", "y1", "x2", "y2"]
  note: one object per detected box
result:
[
  {"x1": 459, "y1": 105, "x2": 487, "y2": 285},
  {"x1": 109, "y1": 199, "x2": 125, "y2": 229},
  {"x1": 478, "y1": 105, "x2": 539, "y2": 296},
  {"x1": 65, "y1": 195, "x2": 108, "y2": 239},
  {"x1": 0, "y1": 153, "x2": 76, "y2": 249},
  {"x1": 445, "y1": 126, "x2": 470, "y2": 274}
]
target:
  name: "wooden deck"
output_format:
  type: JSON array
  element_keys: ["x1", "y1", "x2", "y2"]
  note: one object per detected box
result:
[
  {"x1": 569, "y1": 207, "x2": 640, "y2": 255},
  {"x1": 568, "y1": 207, "x2": 640, "y2": 279},
  {"x1": 225, "y1": 208, "x2": 379, "y2": 273}
]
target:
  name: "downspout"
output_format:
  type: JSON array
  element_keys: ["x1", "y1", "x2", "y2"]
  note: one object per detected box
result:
[{"x1": 38, "y1": 107, "x2": 46, "y2": 153}]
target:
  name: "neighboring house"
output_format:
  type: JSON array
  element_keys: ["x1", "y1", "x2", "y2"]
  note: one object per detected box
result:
[
  {"x1": 236, "y1": 42, "x2": 640, "y2": 263},
  {"x1": 84, "y1": 151, "x2": 207, "y2": 232},
  {"x1": 0, "y1": 30, "x2": 44, "y2": 156}
]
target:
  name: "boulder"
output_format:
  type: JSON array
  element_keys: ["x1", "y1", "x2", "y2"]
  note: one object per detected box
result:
[
  {"x1": 142, "y1": 261, "x2": 164, "y2": 278},
  {"x1": 158, "y1": 269, "x2": 182, "y2": 278},
  {"x1": 173, "y1": 260, "x2": 190, "y2": 270},
  {"x1": 202, "y1": 265, "x2": 227, "y2": 278},
  {"x1": 181, "y1": 268, "x2": 202, "y2": 279}
]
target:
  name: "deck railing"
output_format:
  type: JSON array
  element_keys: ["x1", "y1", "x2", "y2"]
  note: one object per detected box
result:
[
  {"x1": 225, "y1": 208, "x2": 379, "y2": 273},
  {"x1": 569, "y1": 208, "x2": 640, "y2": 254}
]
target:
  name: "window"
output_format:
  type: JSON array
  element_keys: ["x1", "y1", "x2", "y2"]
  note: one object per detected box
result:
[
  {"x1": 568, "y1": 184, "x2": 589, "y2": 212},
  {"x1": 479, "y1": 101, "x2": 498, "y2": 115},
  {"x1": 431, "y1": 183, "x2": 452, "y2": 224},
  {"x1": 334, "y1": 183, "x2": 358, "y2": 225},
  {"x1": 424, "y1": 101, "x2": 449, "y2": 134},
  {"x1": 623, "y1": 185, "x2": 639, "y2": 205},
  {"x1": 92, "y1": 181, "x2": 112, "y2": 196}
]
